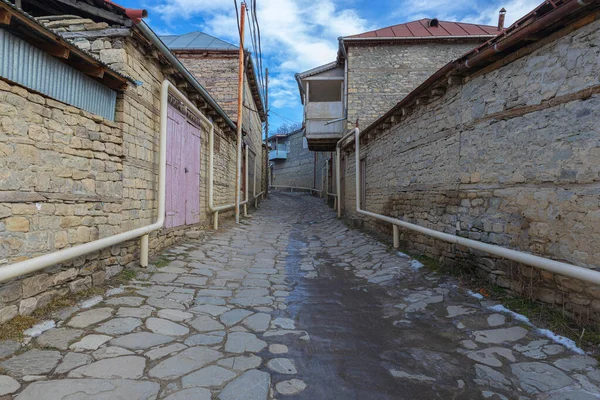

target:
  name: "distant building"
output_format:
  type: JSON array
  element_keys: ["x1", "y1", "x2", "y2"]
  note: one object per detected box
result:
[
  {"x1": 297, "y1": 18, "x2": 500, "y2": 150},
  {"x1": 267, "y1": 129, "x2": 330, "y2": 193}
]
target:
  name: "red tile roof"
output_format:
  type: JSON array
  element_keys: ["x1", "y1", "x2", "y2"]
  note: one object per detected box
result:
[{"x1": 346, "y1": 19, "x2": 499, "y2": 39}]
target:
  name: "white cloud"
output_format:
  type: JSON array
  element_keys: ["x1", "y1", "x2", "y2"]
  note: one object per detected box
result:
[{"x1": 152, "y1": 0, "x2": 371, "y2": 109}]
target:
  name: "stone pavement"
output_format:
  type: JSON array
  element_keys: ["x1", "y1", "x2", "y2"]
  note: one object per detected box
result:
[{"x1": 0, "y1": 192, "x2": 599, "y2": 399}]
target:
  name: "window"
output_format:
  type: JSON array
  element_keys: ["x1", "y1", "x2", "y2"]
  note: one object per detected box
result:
[
  {"x1": 360, "y1": 158, "x2": 366, "y2": 209},
  {"x1": 308, "y1": 80, "x2": 342, "y2": 102}
]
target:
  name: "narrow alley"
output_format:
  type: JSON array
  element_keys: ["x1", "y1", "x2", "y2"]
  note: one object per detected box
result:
[{"x1": 1, "y1": 193, "x2": 598, "y2": 399}]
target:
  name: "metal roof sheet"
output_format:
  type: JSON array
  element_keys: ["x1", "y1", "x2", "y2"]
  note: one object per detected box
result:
[
  {"x1": 160, "y1": 31, "x2": 237, "y2": 51},
  {"x1": 346, "y1": 18, "x2": 499, "y2": 39}
]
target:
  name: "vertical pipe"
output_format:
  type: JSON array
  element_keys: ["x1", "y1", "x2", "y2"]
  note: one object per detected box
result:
[
  {"x1": 140, "y1": 234, "x2": 149, "y2": 267},
  {"x1": 336, "y1": 147, "x2": 342, "y2": 218},
  {"x1": 235, "y1": 2, "x2": 246, "y2": 224},
  {"x1": 265, "y1": 68, "x2": 269, "y2": 197},
  {"x1": 214, "y1": 211, "x2": 219, "y2": 230},
  {"x1": 393, "y1": 225, "x2": 400, "y2": 249},
  {"x1": 244, "y1": 145, "x2": 249, "y2": 217}
]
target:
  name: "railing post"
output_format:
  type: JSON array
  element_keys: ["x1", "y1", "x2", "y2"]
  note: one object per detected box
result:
[
  {"x1": 393, "y1": 225, "x2": 400, "y2": 249},
  {"x1": 140, "y1": 234, "x2": 149, "y2": 267}
]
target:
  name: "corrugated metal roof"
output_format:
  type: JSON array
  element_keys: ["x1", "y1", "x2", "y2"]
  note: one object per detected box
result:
[
  {"x1": 346, "y1": 19, "x2": 499, "y2": 39},
  {"x1": 160, "y1": 31, "x2": 237, "y2": 51}
]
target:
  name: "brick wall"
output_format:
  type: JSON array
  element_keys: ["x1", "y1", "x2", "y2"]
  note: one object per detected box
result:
[
  {"x1": 0, "y1": 18, "x2": 247, "y2": 322},
  {"x1": 346, "y1": 41, "x2": 485, "y2": 129},
  {"x1": 342, "y1": 19, "x2": 600, "y2": 320}
]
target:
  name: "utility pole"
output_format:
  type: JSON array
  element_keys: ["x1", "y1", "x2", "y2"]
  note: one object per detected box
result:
[
  {"x1": 234, "y1": 2, "x2": 246, "y2": 224},
  {"x1": 265, "y1": 68, "x2": 269, "y2": 196}
]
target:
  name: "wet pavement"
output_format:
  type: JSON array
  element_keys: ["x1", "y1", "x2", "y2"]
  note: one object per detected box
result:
[{"x1": 1, "y1": 192, "x2": 600, "y2": 399}]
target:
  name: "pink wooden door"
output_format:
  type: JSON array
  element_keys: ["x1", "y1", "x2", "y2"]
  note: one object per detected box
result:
[
  {"x1": 165, "y1": 104, "x2": 201, "y2": 228},
  {"x1": 184, "y1": 121, "x2": 201, "y2": 225}
]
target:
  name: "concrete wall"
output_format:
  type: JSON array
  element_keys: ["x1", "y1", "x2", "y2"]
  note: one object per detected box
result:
[
  {"x1": 346, "y1": 41, "x2": 485, "y2": 129},
  {"x1": 342, "y1": 19, "x2": 600, "y2": 320},
  {"x1": 0, "y1": 17, "x2": 246, "y2": 322},
  {"x1": 270, "y1": 131, "x2": 329, "y2": 191}
]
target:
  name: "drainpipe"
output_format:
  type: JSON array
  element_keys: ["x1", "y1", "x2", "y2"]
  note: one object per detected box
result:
[
  {"x1": 0, "y1": 79, "x2": 176, "y2": 282},
  {"x1": 235, "y1": 2, "x2": 246, "y2": 224},
  {"x1": 347, "y1": 128, "x2": 600, "y2": 285},
  {"x1": 244, "y1": 144, "x2": 249, "y2": 217}
]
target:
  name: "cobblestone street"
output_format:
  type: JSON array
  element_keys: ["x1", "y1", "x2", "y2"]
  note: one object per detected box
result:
[{"x1": 1, "y1": 193, "x2": 599, "y2": 399}]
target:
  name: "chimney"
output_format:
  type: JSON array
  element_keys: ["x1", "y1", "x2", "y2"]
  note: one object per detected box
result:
[{"x1": 498, "y1": 8, "x2": 506, "y2": 31}]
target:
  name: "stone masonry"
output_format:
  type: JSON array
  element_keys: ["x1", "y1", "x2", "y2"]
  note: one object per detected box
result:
[
  {"x1": 342, "y1": 18, "x2": 600, "y2": 321},
  {"x1": 346, "y1": 41, "x2": 484, "y2": 129},
  {"x1": 0, "y1": 14, "x2": 263, "y2": 322}
]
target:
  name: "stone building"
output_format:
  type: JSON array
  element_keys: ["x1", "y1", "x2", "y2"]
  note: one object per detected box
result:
[
  {"x1": 297, "y1": 18, "x2": 499, "y2": 150},
  {"x1": 267, "y1": 129, "x2": 329, "y2": 192},
  {"x1": 0, "y1": 0, "x2": 265, "y2": 321},
  {"x1": 338, "y1": 1, "x2": 600, "y2": 321},
  {"x1": 160, "y1": 31, "x2": 267, "y2": 199}
]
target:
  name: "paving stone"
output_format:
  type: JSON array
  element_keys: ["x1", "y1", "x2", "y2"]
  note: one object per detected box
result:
[
  {"x1": 487, "y1": 314, "x2": 506, "y2": 327},
  {"x1": 218, "y1": 355, "x2": 262, "y2": 372},
  {"x1": 544, "y1": 390, "x2": 600, "y2": 400},
  {"x1": 511, "y1": 362, "x2": 573, "y2": 394},
  {"x1": 68, "y1": 356, "x2": 146, "y2": 379},
  {"x1": 54, "y1": 352, "x2": 92, "y2": 374},
  {"x1": 197, "y1": 289, "x2": 233, "y2": 297},
  {"x1": 554, "y1": 355, "x2": 598, "y2": 372},
  {"x1": 146, "y1": 317, "x2": 189, "y2": 336},
  {"x1": 195, "y1": 296, "x2": 227, "y2": 306},
  {"x1": 181, "y1": 365, "x2": 237, "y2": 388},
  {"x1": 37, "y1": 328, "x2": 84, "y2": 350},
  {"x1": 80, "y1": 296, "x2": 103, "y2": 309},
  {"x1": 145, "y1": 343, "x2": 187, "y2": 360},
  {"x1": 105, "y1": 296, "x2": 145, "y2": 307},
  {"x1": 243, "y1": 313, "x2": 272, "y2": 332},
  {"x1": 92, "y1": 346, "x2": 134, "y2": 360},
  {"x1": 0, "y1": 375, "x2": 20, "y2": 396},
  {"x1": 160, "y1": 267, "x2": 188, "y2": 274},
  {"x1": 191, "y1": 304, "x2": 230, "y2": 316},
  {"x1": 149, "y1": 347, "x2": 223, "y2": 380},
  {"x1": 175, "y1": 276, "x2": 208, "y2": 286},
  {"x1": 220, "y1": 309, "x2": 254, "y2": 327},
  {"x1": 267, "y1": 358, "x2": 297, "y2": 374},
  {"x1": 269, "y1": 344, "x2": 289, "y2": 354},
  {"x1": 95, "y1": 317, "x2": 142, "y2": 335},
  {"x1": 151, "y1": 273, "x2": 178, "y2": 283},
  {"x1": 117, "y1": 306, "x2": 153, "y2": 318},
  {"x1": 0, "y1": 349, "x2": 61, "y2": 376},
  {"x1": 467, "y1": 347, "x2": 516, "y2": 367},
  {"x1": 225, "y1": 332, "x2": 267, "y2": 353},
  {"x1": 163, "y1": 387, "x2": 212, "y2": 400},
  {"x1": 15, "y1": 379, "x2": 160, "y2": 399},
  {"x1": 189, "y1": 315, "x2": 226, "y2": 332},
  {"x1": 230, "y1": 297, "x2": 273, "y2": 307},
  {"x1": 0, "y1": 340, "x2": 20, "y2": 359},
  {"x1": 272, "y1": 317, "x2": 295, "y2": 330},
  {"x1": 24, "y1": 320, "x2": 56, "y2": 337},
  {"x1": 69, "y1": 334, "x2": 112, "y2": 351},
  {"x1": 185, "y1": 332, "x2": 226, "y2": 346},
  {"x1": 146, "y1": 297, "x2": 186, "y2": 310},
  {"x1": 67, "y1": 308, "x2": 113, "y2": 328},
  {"x1": 219, "y1": 369, "x2": 270, "y2": 400},
  {"x1": 276, "y1": 379, "x2": 307, "y2": 395},
  {"x1": 158, "y1": 309, "x2": 194, "y2": 322},
  {"x1": 474, "y1": 364, "x2": 512, "y2": 390},
  {"x1": 473, "y1": 326, "x2": 529, "y2": 344},
  {"x1": 236, "y1": 288, "x2": 270, "y2": 297},
  {"x1": 109, "y1": 332, "x2": 175, "y2": 350}
]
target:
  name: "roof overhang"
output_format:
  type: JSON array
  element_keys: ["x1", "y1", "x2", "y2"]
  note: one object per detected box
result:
[
  {"x1": 295, "y1": 61, "x2": 339, "y2": 104},
  {"x1": 0, "y1": 0, "x2": 132, "y2": 91},
  {"x1": 20, "y1": 0, "x2": 147, "y2": 25}
]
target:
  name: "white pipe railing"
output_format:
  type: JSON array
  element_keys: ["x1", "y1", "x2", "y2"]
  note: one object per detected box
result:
[
  {"x1": 0, "y1": 80, "x2": 180, "y2": 282},
  {"x1": 338, "y1": 127, "x2": 600, "y2": 286},
  {"x1": 270, "y1": 185, "x2": 321, "y2": 194}
]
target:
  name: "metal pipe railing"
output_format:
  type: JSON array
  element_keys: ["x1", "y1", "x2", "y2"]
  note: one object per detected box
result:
[
  {"x1": 270, "y1": 185, "x2": 321, "y2": 194},
  {"x1": 337, "y1": 127, "x2": 600, "y2": 286}
]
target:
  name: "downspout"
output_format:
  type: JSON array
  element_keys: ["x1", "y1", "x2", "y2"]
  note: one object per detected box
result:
[
  {"x1": 348, "y1": 128, "x2": 600, "y2": 285},
  {"x1": 0, "y1": 79, "x2": 174, "y2": 282}
]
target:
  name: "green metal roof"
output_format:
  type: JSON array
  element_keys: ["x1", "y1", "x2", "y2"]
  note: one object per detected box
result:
[{"x1": 159, "y1": 31, "x2": 237, "y2": 51}]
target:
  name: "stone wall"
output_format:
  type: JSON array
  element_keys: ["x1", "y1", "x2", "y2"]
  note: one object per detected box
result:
[
  {"x1": 342, "y1": 19, "x2": 600, "y2": 320},
  {"x1": 270, "y1": 131, "x2": 329, "y2": 190},
  {"x1": 0, "y1": 17, "x2": 248, "y2": 322},
  {"x1": 346, "y1": 41, "x2": 485, "y2": 129}
]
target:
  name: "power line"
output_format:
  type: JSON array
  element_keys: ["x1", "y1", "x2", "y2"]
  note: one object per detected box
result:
[{"x1": 270, "y1": 110, "x2": 301, "y2": 124}]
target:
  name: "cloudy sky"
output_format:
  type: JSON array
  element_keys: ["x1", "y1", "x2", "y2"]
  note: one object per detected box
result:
[{"x1": 117, "y1": 0, "x2": 542, "y2": 133}]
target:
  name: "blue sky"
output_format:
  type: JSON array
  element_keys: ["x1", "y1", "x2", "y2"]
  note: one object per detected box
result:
[{"x1": 116, "y1": 0, "x2": 541, "y2": 133}]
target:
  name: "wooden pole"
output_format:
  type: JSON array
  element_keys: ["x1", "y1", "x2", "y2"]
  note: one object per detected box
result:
[
  {"x1": 234, "y1": 2, "x2": 246, "y2": 224},
  {"x1": 265, "y1": 68, "x2": 269, "y2": 196}
]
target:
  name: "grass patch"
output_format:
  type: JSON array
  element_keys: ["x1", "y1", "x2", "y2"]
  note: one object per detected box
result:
[
  {"x1": 32, "y1": 298, "x2": 74, "y2": 319},
  {"x1": 113, "y1": 269, "x2": 137, "y2": 284},
  {"x1": 153, "y1": 257, "x2": 170, "y2": 269},
  {"x1": 0, "y1": 315, "x2": 37, "y2": 341}
]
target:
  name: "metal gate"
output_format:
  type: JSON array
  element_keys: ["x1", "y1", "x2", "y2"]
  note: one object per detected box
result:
[{"x1": 165, "y1": 100, "x2": 201, "y2": 228}]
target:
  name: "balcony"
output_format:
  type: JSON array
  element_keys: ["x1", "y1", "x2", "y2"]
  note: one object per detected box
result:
[
  {"x1": 269, "y1": 149, "x2": 288, "y2": 160},
  {"x1": 305, "y1": 101, "x2": 344, "y2": 151}
]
